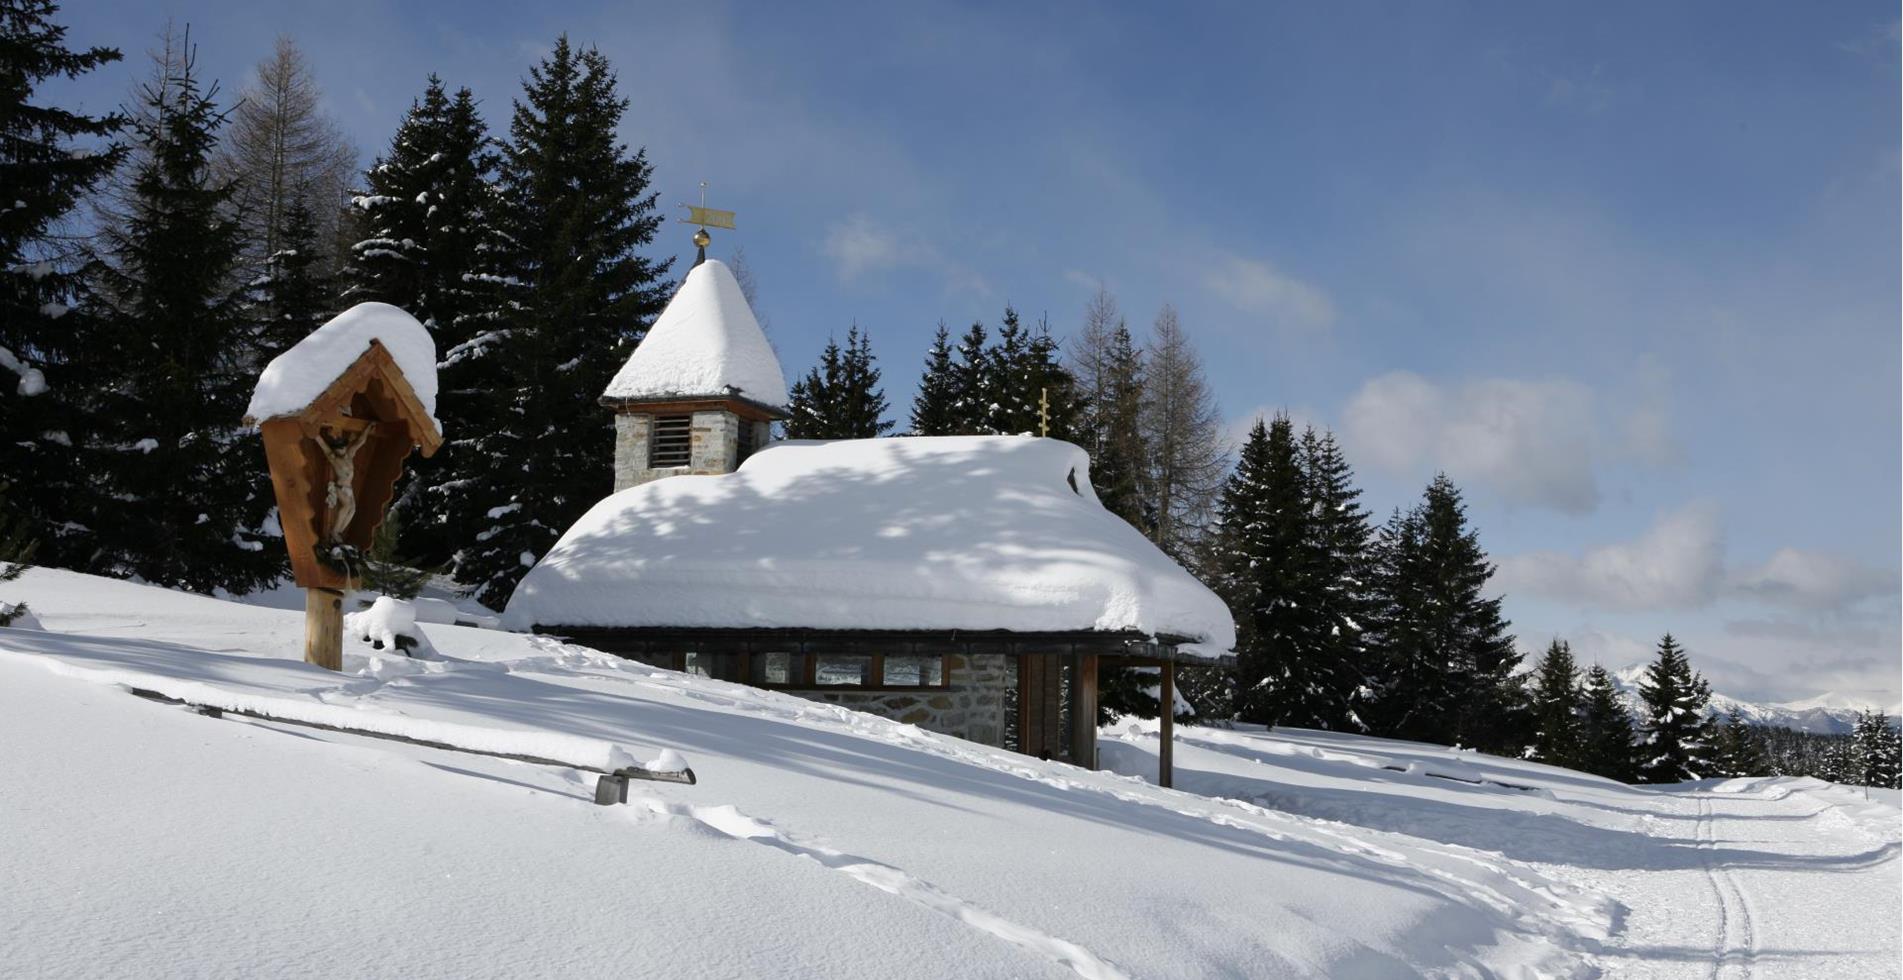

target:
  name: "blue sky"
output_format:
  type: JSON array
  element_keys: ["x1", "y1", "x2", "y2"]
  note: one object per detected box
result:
[{"x1": 49, "y1": 2, "x2": 1901, "y2": 704}]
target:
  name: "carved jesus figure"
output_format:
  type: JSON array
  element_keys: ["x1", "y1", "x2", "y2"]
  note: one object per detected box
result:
[{"x1": 319, "y1": 423, "x2": 375, "y2": 544}]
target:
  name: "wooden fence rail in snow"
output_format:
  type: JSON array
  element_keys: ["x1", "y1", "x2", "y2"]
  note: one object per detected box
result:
[{"x1": 127, "y1": 687, "x2": 696, "y2": 805}]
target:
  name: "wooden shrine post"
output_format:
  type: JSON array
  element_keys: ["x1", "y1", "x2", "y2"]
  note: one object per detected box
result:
[
  {"x1": 1071, "y1": 652, "x2": 1099, "y2": 770},
  {"x1": 248, "y1": 337, "x2": 440, "y2": 671},
  {"x1": 1159, "y1": 658, "x2": 1175, "y2": 789}
]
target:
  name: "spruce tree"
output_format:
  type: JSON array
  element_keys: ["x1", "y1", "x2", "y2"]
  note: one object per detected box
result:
[
  {"x1": 343, "y1": 75, "x2": 498, "y2": 342},
  {"x1": 1579, "y1": 663, "x2": 1639, "y2": 782},
  {"x1": 1712, "y1": 711, "x2": 1769, "y2": 779},
  {"x1": 253, "y1": 192, "x2": 334, "y2": 359},
  {"x1": 449, "y1": 37, "x2": 670, "y2": 608},
  {"x1": 786, "y1": 325, "x2": 892, "y2": 440},
  {"x1": 0, "y1": 0, "x2": 125, "y2": 570},
  {"x1": 838, "y1": 325, "x2": 892, "y2": 438},
  {"x1": 786, "y1": 336, "x2": 844, "y2": 440},
  {"x1": 1297, "y1": 426, "x2": 1373, "y2": 730},
  {"x1": 1072, "y1": 305, "x2": 1148, "y2": 529},
  {"x1": 1220, "y1": 416, "x2": 1346, "y2": 729},
  {"x1": 1852, "y1": 710, "x2": 1901, "y2": 789},
  {"x1": 1527, "y1": 639, "x2": 1583, "y2": 767},
  {"x1": 1212, "y1": 419, "x2": 1275, "y2": 722},
  {"x1": 1364, "y1": 475, "x2": 1527, "y2": 752},
  {"x1": 1021, "y1": 318, "x2": 1081, "y2": 440},
  {"x1": 909, "y1": 322, "x2": 958, "y2": 436},
  {"x1": 343, "y1": 75, "x2": 501, "y2": 566},
  {"x1": 947, "y1": 321, "x2": 992, "y2": 433},
  {"x1": 80, "y1": 31, "x2": 282, "y2": 593},
  {"x1": 1635, "y1": 633, "x2": 1715, "y2": 783},
  {"x1": 987, "y1": 306, "x2": 1030, "y2": 433}
]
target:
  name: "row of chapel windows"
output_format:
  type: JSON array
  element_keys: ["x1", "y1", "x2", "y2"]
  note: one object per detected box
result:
[
  {"x1": 646, "y1": 415, "x2": 762, "y2": 469},
  {"x1": 665, "y1": 650, "x2": 947, "y2": 689}
]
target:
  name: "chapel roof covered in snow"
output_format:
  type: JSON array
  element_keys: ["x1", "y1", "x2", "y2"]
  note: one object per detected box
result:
[
  {"x1": 504, "y1": 436, "x2": 1236, "y2": 658},
  {"x1": 600, "y1": 259, "x2": 788, "y2": 411}
]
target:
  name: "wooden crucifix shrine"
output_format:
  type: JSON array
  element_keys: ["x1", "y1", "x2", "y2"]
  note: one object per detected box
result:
[{"x1": 249, "y1": 326, "x2": 441, "y2": 671}]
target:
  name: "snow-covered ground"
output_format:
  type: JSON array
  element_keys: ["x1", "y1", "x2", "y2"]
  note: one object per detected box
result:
[{"x1": 3, "y1": 568, "x2": 1897, "y2": 978}]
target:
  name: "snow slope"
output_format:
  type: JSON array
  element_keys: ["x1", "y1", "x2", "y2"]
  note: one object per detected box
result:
[{"x1": 5, "y1": 568, "x2": 1897, "y2": 978}]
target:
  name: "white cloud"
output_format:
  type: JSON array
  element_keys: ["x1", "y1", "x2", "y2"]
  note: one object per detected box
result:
[
  {"x1": 1341, "y1": 363, "x2": 1684, "y2": 512},
  {"x1": 1201, "y1": 252, "x2": 1336, "y2": 332},
  {"x1": 819, "y1": 213, "x2": 990, "y2": 296},
  {"x1": 1343, "y1": 371, "x2": 1602, "y2": 512},
  {"x1": 1497, "y1": 503, "x2": 1727, "y2": 611},
  {"x1": 822, "y1": 214, "x2": 906, "y2": 280},
  {"x1": 1499, "y1": 507, "x2": 1898, "y2": 615},
  {"x1": 1728, "y1": 548, "x2": 1899, "y2": 611}
]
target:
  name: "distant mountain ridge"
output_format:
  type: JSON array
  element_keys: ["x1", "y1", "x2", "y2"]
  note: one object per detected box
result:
[{"x1": 1606, "y1": 665, "x2": 1899, "y2": 735}]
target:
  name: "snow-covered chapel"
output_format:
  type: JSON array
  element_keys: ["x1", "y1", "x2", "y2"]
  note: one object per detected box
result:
[{"x1": 505, "y1": 253, "x2": 1235, "y2": 775}]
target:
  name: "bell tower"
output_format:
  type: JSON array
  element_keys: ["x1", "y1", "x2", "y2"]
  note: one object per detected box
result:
[{"x1": 600, "y1": 198, "x2": 787, "y2": 492}]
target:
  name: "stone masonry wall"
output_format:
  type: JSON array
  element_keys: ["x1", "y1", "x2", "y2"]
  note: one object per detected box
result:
[
  {"x1": 612, "y1": 413, "x2": 653, "y2": 492},
  {"x1": 689, "y1": 410, "x2": 738, "y2": 472},
  {"x1": 613, "y1": 409, "x2": 744, "y2": 490},
  {"x1": 802, "y1": 653, "x2": 1013, "y2": 747}
]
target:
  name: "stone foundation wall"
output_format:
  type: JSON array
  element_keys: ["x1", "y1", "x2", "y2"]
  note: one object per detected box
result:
[{"x1": 800, "y1": 653, "x2": 1013, "y2": 747}]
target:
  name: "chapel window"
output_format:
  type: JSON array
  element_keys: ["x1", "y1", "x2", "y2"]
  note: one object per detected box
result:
[{"x1": 649, "y1": 415, "x2": 691, "y2": 468}]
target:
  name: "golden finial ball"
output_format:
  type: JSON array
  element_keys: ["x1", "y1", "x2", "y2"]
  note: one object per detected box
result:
[{"x1": 693, "y1": 228, "x2": 711, "y2": 248}]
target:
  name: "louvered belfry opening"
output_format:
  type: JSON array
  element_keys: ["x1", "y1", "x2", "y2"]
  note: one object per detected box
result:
[{"x1": 648, "y1": 415, "x2": 692, "y2": 468}]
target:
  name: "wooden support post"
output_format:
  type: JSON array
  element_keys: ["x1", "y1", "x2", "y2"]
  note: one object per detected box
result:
[
  {"x1": 1072, "y1": 652, "x2": 1099, "y2": 770},
  {"x1": 1159, "y1": 658, "x2": 1175, "y2": 789},
  {"x1": 304, "y1": 587, "x2": 344, "y2": 671}
]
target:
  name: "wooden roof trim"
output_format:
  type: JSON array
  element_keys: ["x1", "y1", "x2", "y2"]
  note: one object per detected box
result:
[
  {"x1": 598, "y1": 392, "x2": 790, "y2": 422},
  {"x1": 247, "y1": 341, "x2": 443, "y2": 456}
]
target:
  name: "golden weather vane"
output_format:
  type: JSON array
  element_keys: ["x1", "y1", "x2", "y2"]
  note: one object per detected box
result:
[{"x1": 679, "y1": 180, "x2": 736, "y2": 265}]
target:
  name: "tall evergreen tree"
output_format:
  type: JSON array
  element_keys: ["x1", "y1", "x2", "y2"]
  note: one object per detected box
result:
[
  {"x1": 1579, "y1": 663, "x2": 1639, "y2": 782},
  {"x1": 253, "y1": 192, "x2": 334, "y2": 358},
  {"x1": 343, "y1": 75, "x2": 497, "y2": 340},
  {"x1": 1218, "y1": 416, "x2": 1334, "y2": 727},
  {"x1": 1634, "y1": 633, "x2": 1714, "y2": 784},
  {"x1": 909, "y1": 322, "x2": 957, "y2": 436},
  {"x1": 1852, "y1": 710, "x2": 1901, "y2": 789},
  {"x1": 0, "y1": 0, "x2": 125, "y2": 569},
  {"x1": 1527, "y1": 639, "x2": 1584, "y2": 767},
  {"x1": 1364, "y1": 475, "x2": 1527, "y2": 752},
  {"x1": 1711, "y1": 711, "x2": 1770, "y2": 778},
  {"x1": 448, "y1": 37, "x2": 670, "y2": 608},
  {"x1": 787, "y1": 325, "x2": 891, "y2": 440},
  {"x1": 81, "y1": 30, "x2": 281, "y2": 592},
  {"x1": 343, "y1": 75, "x2": 501, "y2": 566},
  {"x1": 1070, "y1": 290, "x2": 1147, "y2": 529},
  {"x1": 1297, "y1": 426, "x2": 1373, "y2": 729},
  {"x1": 947, "y1": 321, "x2": 992, "y2": 433}
]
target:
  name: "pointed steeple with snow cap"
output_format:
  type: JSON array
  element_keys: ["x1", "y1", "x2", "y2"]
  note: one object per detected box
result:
[{"x1": 601, "y1": 259, "x2": 788, "y2": 491}]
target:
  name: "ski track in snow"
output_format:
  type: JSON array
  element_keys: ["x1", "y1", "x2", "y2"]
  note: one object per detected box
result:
[
  {"x1": 631, "y1": 794, "x2": 1128, "y2": 980},
  {"x1": 1698, "y1": 794, "x2": 1756, "y2": 980}
]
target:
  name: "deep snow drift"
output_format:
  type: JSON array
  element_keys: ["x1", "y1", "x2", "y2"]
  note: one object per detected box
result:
[{"x1": 3, "y1": 568, "x2": 1896, "y2": 978}]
